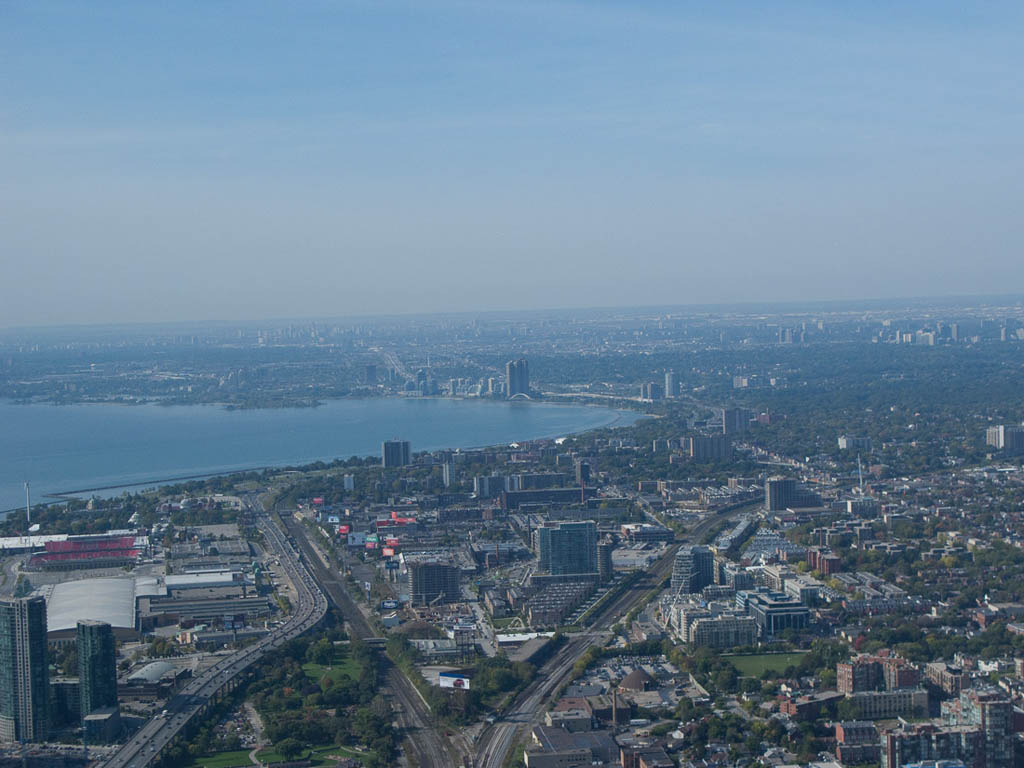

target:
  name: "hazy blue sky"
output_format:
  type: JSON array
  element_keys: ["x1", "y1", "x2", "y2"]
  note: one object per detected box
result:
[{"x1": 2, "y1": 1, "x2": 1022, "y2": 326}]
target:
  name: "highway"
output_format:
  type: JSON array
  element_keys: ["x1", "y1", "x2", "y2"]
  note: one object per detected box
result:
[
  {"x1": 95, "y1": 503, "x2": 328, "y2": 768},
  {"x1": 278, "y1": 513, "x2": 454, "y2": 768}
]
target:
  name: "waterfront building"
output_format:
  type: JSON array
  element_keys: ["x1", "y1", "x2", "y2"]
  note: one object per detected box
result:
[{"x1": 382, "y1": 440, "x2": 411, "y2": 468}]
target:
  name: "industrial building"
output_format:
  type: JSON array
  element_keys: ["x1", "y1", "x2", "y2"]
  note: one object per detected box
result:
[{"x1": 40, "y1": 578, "x2": 139, "y2": 643}]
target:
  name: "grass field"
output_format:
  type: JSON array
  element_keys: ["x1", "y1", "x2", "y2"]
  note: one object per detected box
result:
[
  {"x1": 725, "y1": 652, "x2": 807, "y2": 677},
  {"x1": 190, "y1": 749, "x2": 254, "y2": 768},
  {"x1": 301, "y1": 648, "x2": 362, "y2": 685},
  {"x1": 255, "y1": 743, "x2": 365, "y2": 766}
]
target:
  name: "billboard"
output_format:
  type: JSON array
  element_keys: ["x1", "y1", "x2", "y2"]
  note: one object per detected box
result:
[
  {"x1": 366, "y1": 533, "x2": 379, "y2": 543},
  {"x1": 312, "y1": 497, "x2": 324, "y2": 506},
  {"x1": 381, "y1": 599, "x2": 399, "y2": 610},
  {"x1": 337, "y1": 524, "x2": 350, "y2": 535},
  {"x1": 439, "y1": 672, "x2": 470, "y2": 690},
  {"x1": 385, "y1": 537, "x2": 399, "y2": 547},
  {"x1": 382, "y1": 547, "x2": 395, "y2": 557}
]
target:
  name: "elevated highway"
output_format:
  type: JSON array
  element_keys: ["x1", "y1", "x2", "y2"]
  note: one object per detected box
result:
[{"x1": 96, "y1": 503, "x2": 328, "y2": 768}]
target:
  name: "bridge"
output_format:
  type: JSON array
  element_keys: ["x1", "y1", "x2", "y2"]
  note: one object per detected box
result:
[{"x1": 95, "y1": 500, "x2": 328, "y2": 768}]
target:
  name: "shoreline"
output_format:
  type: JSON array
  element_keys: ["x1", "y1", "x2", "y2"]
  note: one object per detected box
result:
[{"x1": 0, "y1": 399, "x2": 644, "y2": 516}]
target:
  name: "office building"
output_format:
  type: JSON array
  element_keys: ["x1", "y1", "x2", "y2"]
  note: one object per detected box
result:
[
  {"x1": 574, "y1": 460, "x2": 591, "y2": 485},
  {"x1": 0, "y1": 597, "x2": 49, "y2": 742},
  {"x1": 737, "y1": 589, "x2": 809, "y2": 637},
  {"x1": 506, "y1": 359, "x2": 529, "y2": 398},
  {"x1": 536, "y1": 521, "x2": 597, "y2": 576},
  {"x1": 442, "y1": 461, "x2": 454, "y2": 488},
  {"x1": 382, "y1": 440, "x2": 411, "y2": 468},
  {"x1": 670, "y1": 545, "x2": 714, "y2": 594},
  {"x1": 78, "y1": 620, "x2": 118, "y2": 721},
  {"x1": 408, "y1": 561, "x2": 461, "y2": 606}
]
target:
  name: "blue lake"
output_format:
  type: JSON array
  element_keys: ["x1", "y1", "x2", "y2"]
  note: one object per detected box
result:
[{"x1": 0, "y1": 398, "x2": 639, "y2": 511}]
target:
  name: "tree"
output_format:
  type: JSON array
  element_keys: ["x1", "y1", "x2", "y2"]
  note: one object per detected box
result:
[{"x1": 276, "y1": 737, "x2": 303, "y2": 761}]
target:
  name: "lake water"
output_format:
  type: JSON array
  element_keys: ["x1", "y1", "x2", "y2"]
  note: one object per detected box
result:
[{"x1": 0, "y1": 398, "x2": 639, "y2": 511}]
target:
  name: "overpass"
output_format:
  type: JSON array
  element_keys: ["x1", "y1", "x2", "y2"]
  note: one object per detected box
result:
[{"x1": 95, "y1": 501, "x2": 328, "y2": 768}]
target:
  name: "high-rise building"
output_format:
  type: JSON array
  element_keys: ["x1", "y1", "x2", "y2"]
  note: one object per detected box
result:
[
  {"x1": 0, "y1": 597, "x2": 49, "y2": 742},
  {"x1": 364, "y1": 364, "x2": 377, "y2": 384},
  {"x1": 765, "y1": 476, "x2": 797, "y2": 511},
  {"x1": 574, "y1": 460, "x2": 591, "y2": 485},
  {"x1": 670, "y1": 545, "x2": 714, "y2": 594},
  {"x1": 664, "y1": 371, "x2": 679, "y2": 398},
  {"x1": 838, "y1": 435, "x2": 873, "y2": 452},
  {"x1": 382, "y1": 440, "x2": 411, "y2": 468},
  {"x1": 536, "y1": 521, "x2": 598, "y2": 576},
  {"x1": 78, "y1": 620, "x2": 118, "y2": 720},
  {"x1": 597, "y1": 539, "x2": 614, "y2": 584},
  {"x1": 722, "y1": 408, "x2": 750, "y2": 435},
  {"x1": 473, "y1": 475, "x2": 507, "y2": 499},
  {"x1": 688, "y1": 434, "x2": 732, "y2": 461},
  {"x1": 408, "y1": 561, "x2": 461, "y2": 606},
  {"x1": 505, "y1": 359, "x2": 529, "y2": 398},
  {"x1": 985, "y1": 425, "x2": 1024, "y2": 453},
  {"x1": 639, "y1": 382, "x2": 664, "y2": 400},
  {"x1": 442, "y1": 461, "x2": 454, "y2": 488}
]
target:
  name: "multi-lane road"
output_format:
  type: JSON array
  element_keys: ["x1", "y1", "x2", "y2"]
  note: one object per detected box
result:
[{"x1": 96, "y1": 504, "x2": 328, "y2": 768}]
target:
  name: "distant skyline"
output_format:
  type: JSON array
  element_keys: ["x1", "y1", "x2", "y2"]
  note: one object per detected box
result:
[{"x1": 3, "y1": 1, "x2": 1023, "y2": 327}]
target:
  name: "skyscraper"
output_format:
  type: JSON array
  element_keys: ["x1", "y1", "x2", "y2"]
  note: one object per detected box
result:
[
  {"x1": 664, "y1": 371, "x2": 678, "y2": 398},
  {"x1": 765, "y1": 476, "x2": 797, "y2": 511},
  {"x1": 670, "y1": 545, "x2": 714, "y2": 594},
  {"x1": 78, "y1": 620, "x2": 118, "y2": 721},
  {"x1": 722, "y1": 408, "x2": 750, "y2": 435},
  {"x1": 0, "y1": 597, "x2": 49, "y2": 742},
  {"x1": 536, "y1": 520, "x2": 598, "y2": 576},
  {"x1": 505, "y1": 359, "x2": 529, "y2": 398},
  {"x1": 382, "y1": 440, "x2": 411, "y2": 468},
  {"x1": 597, "y1": 539, "x2": 614, "y2": 584}
]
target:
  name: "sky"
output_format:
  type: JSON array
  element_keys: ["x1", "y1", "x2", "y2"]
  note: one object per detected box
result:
[{"x1": 2, "y1": 1, "x2": 1023, "y2": 327}]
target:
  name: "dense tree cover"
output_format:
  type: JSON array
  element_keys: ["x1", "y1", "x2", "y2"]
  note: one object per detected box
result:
[
  {"x1": 0, "y1": 494, "x2": 157, "y2": 536},
  {"x1": 856, "y1": 619, "x2": 1024, "y2": 663},
  {"x1": 387, "y1": 635, "x2": 538, "y2": 723}
]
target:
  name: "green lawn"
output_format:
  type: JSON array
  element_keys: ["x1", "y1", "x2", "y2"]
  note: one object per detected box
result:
[
  {"x1": 725, "y1": 652, "x2": 808, "y2": 677},
  {"x1": 190, "y1": 749, "x2": 254, "y2": 768},
  {"x1": 301, "y1": 650, "x2": 362, "y2": 685},
  {"x1": 255, "y1": 743, "x2": 365, "y2": 766}
]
